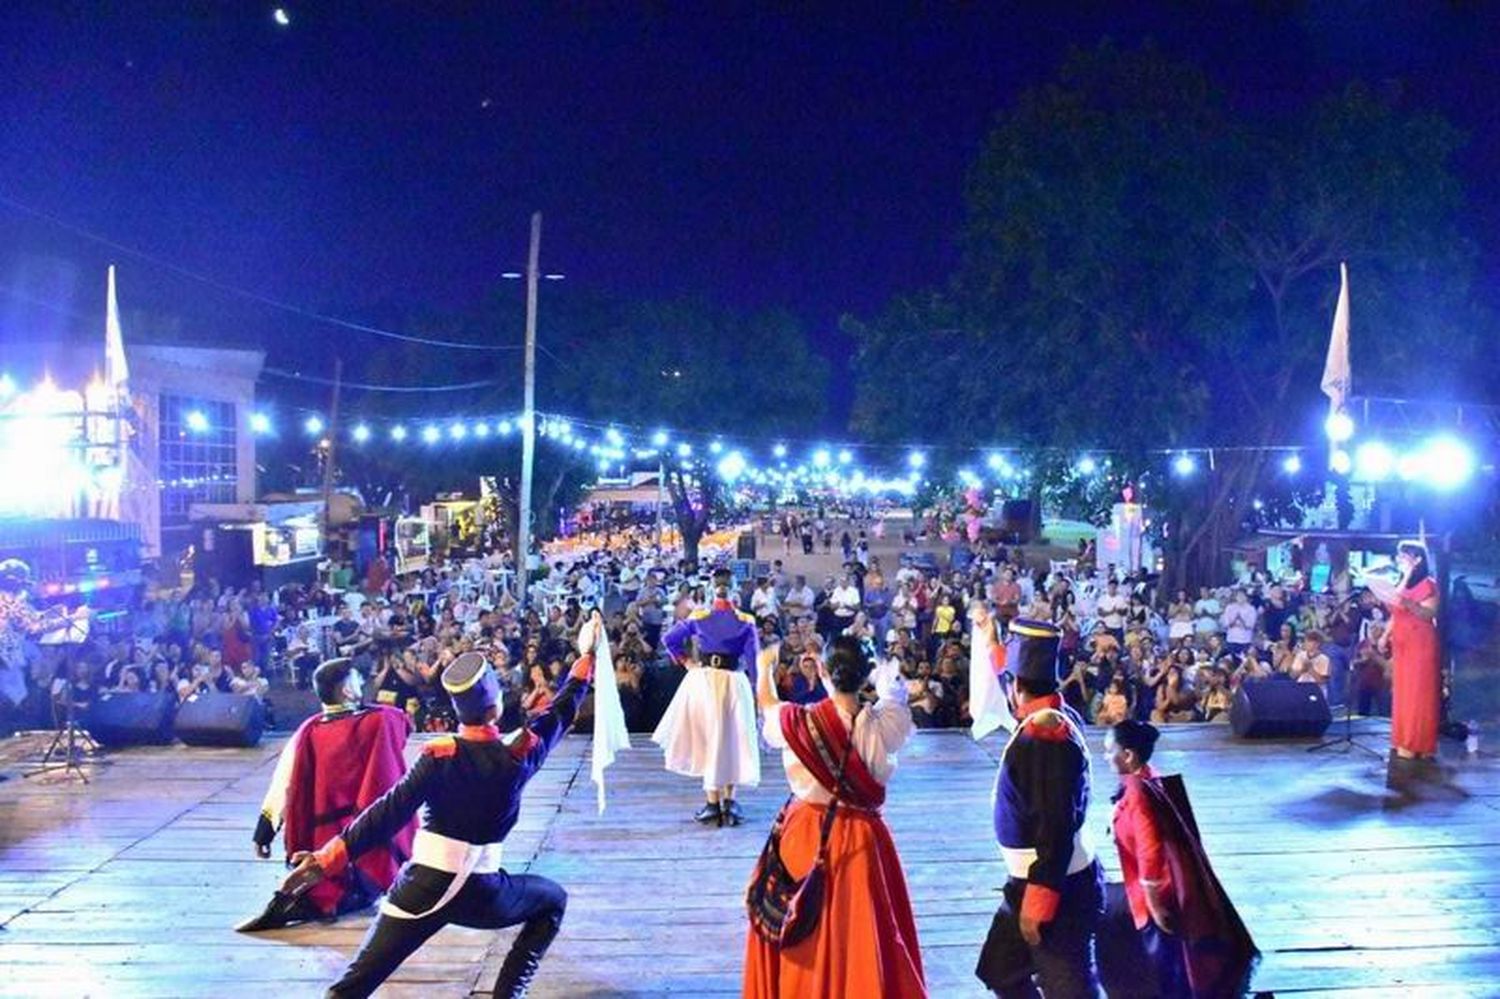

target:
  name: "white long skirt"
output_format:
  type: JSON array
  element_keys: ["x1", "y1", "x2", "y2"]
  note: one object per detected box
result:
[{"x1": 651, "y1": 667, "x2": 761, "y2": 791}]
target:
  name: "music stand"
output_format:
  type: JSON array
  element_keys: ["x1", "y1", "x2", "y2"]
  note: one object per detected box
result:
[
  {"x1": 27, "y1": 610, "x2": 99, "y2": 783},
  {"x1": 1307, "y1": 661, "x2": 1383, "y2": 759}
]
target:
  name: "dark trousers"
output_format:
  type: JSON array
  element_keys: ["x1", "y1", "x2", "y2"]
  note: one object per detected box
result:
[
  {"x1": 327, "y1": 870, "x2": 566, "y2": 999},
  {"x1": 976, "y1": 862, "x2": 1104, "y2": 999},
  {"x1": 1098, "y1": 879, "x2": 1189, "y2": 998}
]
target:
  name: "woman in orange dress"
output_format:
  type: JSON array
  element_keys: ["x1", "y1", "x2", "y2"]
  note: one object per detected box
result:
[
  {"x1": 1380, "y1": 541, "x2": 1441, "y2": 759},
  {"x1": 744, "y1": 637, "x2": 927, "y2": 999}
]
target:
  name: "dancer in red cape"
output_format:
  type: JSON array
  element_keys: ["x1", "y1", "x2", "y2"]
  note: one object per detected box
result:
[
  {"x1": 240, "y1": 658, "x2": 414, "y2": 930},
  {"x1": 1104, "y1": 720, "x2": 1257, "y2": 998}
]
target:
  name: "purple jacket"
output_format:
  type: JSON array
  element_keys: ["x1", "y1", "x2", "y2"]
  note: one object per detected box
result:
[{"x1": 663, "y1": 599, "x2": 759, "y2": 680}]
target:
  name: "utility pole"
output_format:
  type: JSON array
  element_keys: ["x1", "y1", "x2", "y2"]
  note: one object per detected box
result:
[
  {"x1": 656, "y1": 456, "x2": 666, "y2": 550},
  {"x1": 517, "y1": 212, "x2": 541, "y2": 610},
  {"x1": 320, "y1": 357, "x2": 342, "y2": 555}
]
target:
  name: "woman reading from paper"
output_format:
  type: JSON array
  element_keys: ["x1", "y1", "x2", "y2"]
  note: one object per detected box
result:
[
  {"x1": 743, "y1": 638, "x2": 926, "y2": 998},
  {"x1": 1377, "y1": 541, "x2": 1441, "y2": 760}
]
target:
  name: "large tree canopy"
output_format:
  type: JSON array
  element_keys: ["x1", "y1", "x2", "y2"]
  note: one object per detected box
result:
[{"x1": 849, "y1": 43, "x2": 1481, "y2": 585}]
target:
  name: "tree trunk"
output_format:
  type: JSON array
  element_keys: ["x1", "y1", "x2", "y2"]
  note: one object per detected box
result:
[{"x1": 681, "y1": 526, "x2": 702, "y2": 569}]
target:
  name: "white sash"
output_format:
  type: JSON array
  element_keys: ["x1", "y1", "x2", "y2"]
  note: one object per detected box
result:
[{"x1": 378, "y1": 829, "x2": 504, "y2": 920}]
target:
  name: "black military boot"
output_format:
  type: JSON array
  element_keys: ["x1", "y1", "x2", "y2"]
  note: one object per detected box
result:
[
  {"x1": 492, "y1": 909, "x2": 564, "y2": 998},
  {"x1": 693, "y1": 799, "x2": 723, "y2": 826},
  {"x1": 721, "y1": 798, "x2": 745, "y2": 827}
]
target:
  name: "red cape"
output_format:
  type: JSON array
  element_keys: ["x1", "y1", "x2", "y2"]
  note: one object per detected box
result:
[
  {"x1": 1141, "y1": 774, "x2": 1259, "y2": 996},
  {"x1": 285, "y1": 706, "x2": 414, "y2": 916}
]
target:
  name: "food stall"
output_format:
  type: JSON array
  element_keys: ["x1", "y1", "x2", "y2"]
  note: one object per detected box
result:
[{"x1": 189, "y1": 500, "x2": 325, "y2": 590}]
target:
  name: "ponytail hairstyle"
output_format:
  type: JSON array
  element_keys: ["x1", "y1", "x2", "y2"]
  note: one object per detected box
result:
[{"x1": 824, "y1": 635, "x2": 872, "y2": 694}]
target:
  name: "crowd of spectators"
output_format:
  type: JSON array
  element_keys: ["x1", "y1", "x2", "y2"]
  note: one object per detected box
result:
[{"x1": 3, "y1": 512, "x2": 1407, "y2": 739}]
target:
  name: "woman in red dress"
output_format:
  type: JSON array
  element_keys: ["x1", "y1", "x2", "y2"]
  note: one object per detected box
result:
[
  {"x1": 1380, "y1": 541, "x2": 1441, "y2": 759},
  {"x1": 744, "y1": 637, "x2": 927, "y2": 998}
]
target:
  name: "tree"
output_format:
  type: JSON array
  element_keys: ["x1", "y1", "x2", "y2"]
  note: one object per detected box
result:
[
  {"x1": 546, "y1": 294, "x2": 829, "y2": 555},
  {"x1": 850, "y1": 43, "x2": 1480, "y2": 587}
]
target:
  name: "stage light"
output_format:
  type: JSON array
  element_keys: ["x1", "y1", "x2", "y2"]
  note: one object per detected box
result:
[
  {"x1": 605, "y1": 428, "x2": 624, "y2": 446},
  {"x1": 391, "y1": 425, "x2": 408, "y2": 442},
  {"x1": 1329, "y1": 448, "x2": 1352, "y2": 475},
  {"x1": 709, "y1": 440, "x2": 723, "y2": 455},
  {"x1": 0, "y1": 374, "x2": 14, "y2": 399},
  {"x1": 1354, "y1": 440, "x2": 1396, "y2": 481},
  {"x1": 474, "y1": 422, "x2": 490, "y2": 438},
  {"x1": 652, "y1": 430, "x2": 669, "y2": 447},
  {"x1": 1252, "y1": 499, "x2": 1264, "y2": 511},
  {"x1": 773, "y1": 443, "x2": 787, "y2": 458},
  {"x1": 908, "y1": 451, "x2": 926, "y2": 470},
  {"x1": 986, "y1": 453, "x2": 1005, "y2": 472},
  {"x1": 304, "y1": 415, "x2": 324, "y2": 435},
  {"x1": 838, "y1": 449, "x2": 852, "y2": 465},
  {"x1": 249, "y1": 412, "x2": 272, "y2": 435},
  {"x1": 1416, "y1": 436, "x2": 1476, "y2": 491},
  {"x1": 677, "y1": 442, "x2": 693, "y2": 458},
  {"x1": 422, "y1": 424, "x2": 441, "y2": 444},
  {"x1": 1077, "y1": 456, "x2": 1097, "y2": 475},
  {"x1": 813, "y1": 448, "x2": 831, "y2": 469},
  {"x1": 958, "y1": 468, "x2": 979, "y2": 487},
  {"x1": 1282, "y1": 454, "x2": 1302, "y2": 475},
  {"x1": 185, "y1": 410, "x2": 209, "y2": 433},
  {"x1": 498, "y1": 420, "x2": 513, "y2": 435},
  {"x1": 1325, "y1": 411, "x2": 1355, "y2": 443},
  {"x1": 1173, "y1": 454, "x2": 1196, "y2": 477},
  {"x1": 449, "y1": 423, "x2": 467, "y2": 441},
  {"x1": 352, "y1": 423, "x2": 371, "y2": 443},
  {"x1": 272, "y1": 7, "x2": 290, "y2": 27}
]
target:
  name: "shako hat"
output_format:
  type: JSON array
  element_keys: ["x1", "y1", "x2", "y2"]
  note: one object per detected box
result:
[
  {"x1": 443, "y1": 651, "x2": 500, "y2": 724},
  {"x1": 1004, "y1": 617, "x2": 1063, "y2": 687}
]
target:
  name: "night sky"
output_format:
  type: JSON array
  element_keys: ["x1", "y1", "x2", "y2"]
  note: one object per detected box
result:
[{"x1": 3, "y1": 2, "x2": 1498, "y2": 425}]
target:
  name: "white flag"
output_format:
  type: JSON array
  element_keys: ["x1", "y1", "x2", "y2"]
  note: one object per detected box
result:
[
  {"x1": 590, "y1": 624, "x2": 630, "y2": 813},
  {"x1": 1321, "y1": 261, "x2": 1351, "y2": 415},
  {"x1": 968, "y1": 615, "x2": 1014, "y2": 741},
  {"x1": 105, "y1": 265, "x2": 129, "y2": 394}
]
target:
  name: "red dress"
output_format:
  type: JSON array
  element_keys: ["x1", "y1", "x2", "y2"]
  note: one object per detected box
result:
[
  {"x1": 1389, "y1": 577, "x2": 1440, "y2": 756},
  {"x1": 744, "y1": 698, "x2": 926, "y2": 998}
]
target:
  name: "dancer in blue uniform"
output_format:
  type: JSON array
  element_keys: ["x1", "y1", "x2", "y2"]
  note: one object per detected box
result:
[
  {"x1": 283, "y1": 615, "x2": 602, "y2": 998},
  {"x1": 652, "y1": 565, "x2": 761, "y2": 826},
  {"x1": 976, "y1": 617, "x2": 1104, "y2": 998}
]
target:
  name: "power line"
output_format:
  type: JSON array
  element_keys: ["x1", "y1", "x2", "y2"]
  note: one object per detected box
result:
[
  {"x1": 262, "y1": 367, "x2": 503, "y2": 394},
  {"x1": 0, "y1": 192, "x2": 525, "y2": 353}
]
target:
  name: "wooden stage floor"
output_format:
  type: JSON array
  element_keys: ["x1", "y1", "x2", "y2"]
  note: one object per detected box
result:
[{"x1": 2, "y1": 720, "x2": 1499, "y2": 998}]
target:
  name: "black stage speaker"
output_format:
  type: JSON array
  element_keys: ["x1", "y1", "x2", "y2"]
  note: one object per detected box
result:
[
  {"x1": 737, "y1": 533, "x2": 758, "y2": 560},
  {"x1": 88, "y1": 691, "x2": 178, "y2": 747},
  {"x1": 175, "y1": 692, "x2": 266, "y2": 748},
  {"x1": 1230, "y1": 681, "x2": 1331, "y2": 739}
]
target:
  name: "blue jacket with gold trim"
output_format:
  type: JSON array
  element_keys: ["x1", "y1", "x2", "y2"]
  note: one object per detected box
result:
[{"x1": 662, "y1": 598, "x2": 759, "y2": 679}]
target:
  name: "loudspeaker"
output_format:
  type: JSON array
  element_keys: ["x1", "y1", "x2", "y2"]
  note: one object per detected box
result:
[
  {"x1": 736, "y1": 533, "x2": 757, "y2": 560},
  {"x1": 1230, "y1": 680, "x2": 1332, "y2": 739},
  {"x1": 88, "y1": 691, "x2": 178, "y2": 747},
  {"x1": 175, "y1": 692, "x2": 266, "y2": 748}
]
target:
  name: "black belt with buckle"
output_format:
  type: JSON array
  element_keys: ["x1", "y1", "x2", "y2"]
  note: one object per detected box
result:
[{"x1": 703, "y1": 653, "x2": 737, "y2": 670}]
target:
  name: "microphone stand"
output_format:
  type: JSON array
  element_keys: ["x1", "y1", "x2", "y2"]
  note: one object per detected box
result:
[{"x1": 1307, "y1": 661, "x2": 1382, "y2": 758}]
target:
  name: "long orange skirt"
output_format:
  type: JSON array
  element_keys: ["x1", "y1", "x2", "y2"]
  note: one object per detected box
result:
[{"x1": 743, "y1": 800, "x2": 927, "y2": 999}]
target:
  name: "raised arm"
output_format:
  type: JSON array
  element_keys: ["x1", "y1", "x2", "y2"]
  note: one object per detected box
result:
[{"x1": 756, "y1": 642, "x2": 782, "y2": 711}]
